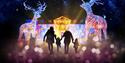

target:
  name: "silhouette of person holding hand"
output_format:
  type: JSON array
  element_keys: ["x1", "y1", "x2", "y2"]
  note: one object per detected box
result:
[
  {"x1": 56, "y1": 37, "x2": 61, "y2": 52},
  {"x1": 61, "y1": 30, "x2": 74, "y2": 54},
  {"x1": 43, "y1": 27, "x2": 56, "y2": 54}
]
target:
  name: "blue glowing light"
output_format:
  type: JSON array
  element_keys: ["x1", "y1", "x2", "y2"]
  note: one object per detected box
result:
[{"x1": 23, "y1": 1, "x2": 46, "y2": 33}]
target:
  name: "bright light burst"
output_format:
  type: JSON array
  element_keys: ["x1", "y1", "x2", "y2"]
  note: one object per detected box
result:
[
  {"x1": 110, "y1": 44, "x2": 115, "y2": 48},
  {"x1": 24, "y1": 45, "x2": 29, "y2": 50},
  {"x1": 91, "y1": 48, "x2": 96, "y2": 53},
  {"x1": 82, "y1": 46, "x2": 87, "y2": 51}
]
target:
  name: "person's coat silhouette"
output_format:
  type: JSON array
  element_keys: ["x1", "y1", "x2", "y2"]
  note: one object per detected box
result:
[
  {"x1": 61, "y1": 30, "x2": 74, "y2": 54},
  {"x1": 43, "y1": 27, "x2": 56, "y2": 54}
]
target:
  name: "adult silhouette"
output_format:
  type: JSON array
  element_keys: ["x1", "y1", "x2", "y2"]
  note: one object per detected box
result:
[
  {"x1": 61, "y1": 30, "x2": 74, "y2": 54},
  {"x1": 43, "y1": 27, "x2": 56, "y2": 54}
]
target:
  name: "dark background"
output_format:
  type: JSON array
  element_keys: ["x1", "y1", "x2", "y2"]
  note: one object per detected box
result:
[{"x1": 0, "y1": 0, "x2": 125, "y2": 61}]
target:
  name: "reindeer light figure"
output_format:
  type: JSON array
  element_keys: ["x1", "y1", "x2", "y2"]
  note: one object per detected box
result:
[
  {"x1": 18, "y1": 1, "x2": 46, "y2": 47},
  {"x1": 80, "y1": 0, "x2": 107, "y2": 41}
]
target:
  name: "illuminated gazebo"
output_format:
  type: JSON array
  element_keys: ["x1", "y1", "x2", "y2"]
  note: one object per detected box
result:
[{"x1": 53, "y1": 16, "x2": 71, "y2": 38}]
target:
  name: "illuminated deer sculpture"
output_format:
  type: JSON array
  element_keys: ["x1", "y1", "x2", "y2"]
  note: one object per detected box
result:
[
  {"x1": 80, "y1": 0, "x2": 107, "y2": 41},
  {"x1": 18, "y1": 1, "x2": 46, "y2": 47}
]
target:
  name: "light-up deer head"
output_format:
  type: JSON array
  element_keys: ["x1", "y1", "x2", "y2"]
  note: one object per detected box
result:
[
  {"x1": 23, "y1": 1, "x2": 46, "y2": 19},
  {"x1": 80, "y1": 0, "x2": 103, "y2": 14},
  {"x1": 33, "y1": 1, "x2": 46, "y2": 18}
]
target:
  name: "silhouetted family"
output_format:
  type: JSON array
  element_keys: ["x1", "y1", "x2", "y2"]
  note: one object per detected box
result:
[{"x1": 43, "y1": 26, "x2": 79, "y2": 54}]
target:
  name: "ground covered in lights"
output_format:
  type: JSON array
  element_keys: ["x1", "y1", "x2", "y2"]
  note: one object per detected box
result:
[{"x1": 2, "y1": 37, "x2": 125, "y2": 63}]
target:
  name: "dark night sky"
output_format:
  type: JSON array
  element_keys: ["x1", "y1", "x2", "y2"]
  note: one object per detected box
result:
[{"x1": 0, "y1": 0, "x2": 125, "y2": 48}]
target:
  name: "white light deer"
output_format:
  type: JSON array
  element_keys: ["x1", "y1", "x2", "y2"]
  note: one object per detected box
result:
[
  {"x1": 18, "y1": 1, "x2": 46, "y2": 47},
  {"x1": 80, "y1": 0, "x2": 107, "y2": 41}
]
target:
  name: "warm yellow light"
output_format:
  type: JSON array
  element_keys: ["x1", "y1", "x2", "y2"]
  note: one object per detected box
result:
[{"x1": 53, "y1": 16, "x2": 71, "y2": 38}]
